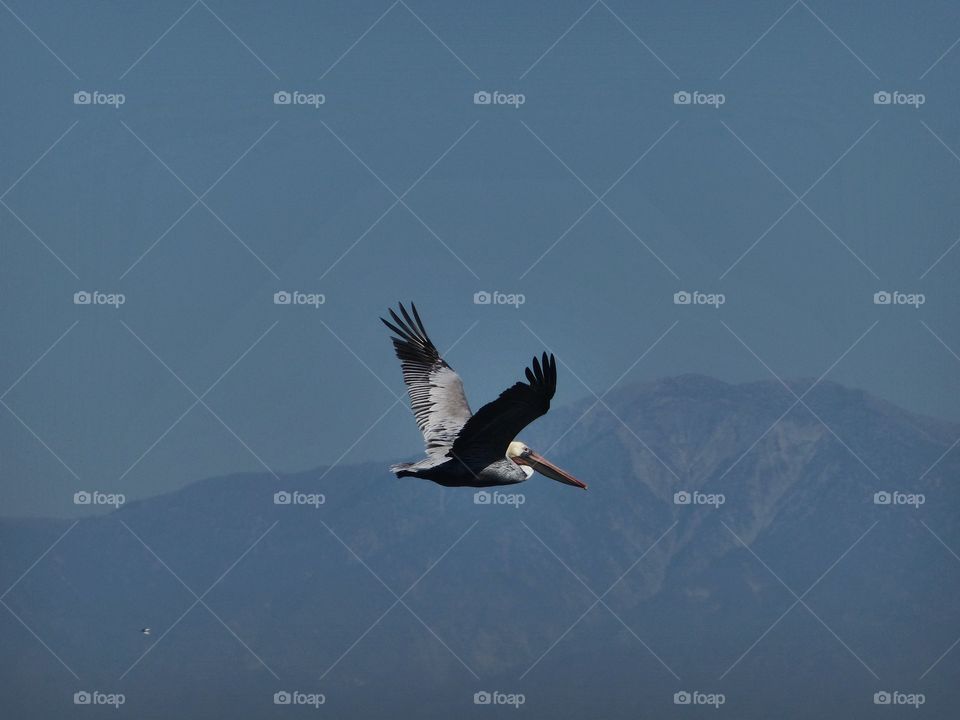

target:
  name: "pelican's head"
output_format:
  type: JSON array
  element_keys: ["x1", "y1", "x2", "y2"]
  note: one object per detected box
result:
[{"x1": 507, "y1": 441, "x2": 587, "y2": 489}]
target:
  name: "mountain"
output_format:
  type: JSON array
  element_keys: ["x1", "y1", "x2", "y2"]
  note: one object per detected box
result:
[{"x1": 1, "y1": 375, "x2": 957, "y2": 718}]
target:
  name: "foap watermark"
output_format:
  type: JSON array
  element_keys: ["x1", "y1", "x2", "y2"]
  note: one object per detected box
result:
[
  {"x1": 873, "y1": 290, "x2": 924, "y2": 308},
  {"x1": 74, "y1": 290, "x2": 125, "y2": 308},
  {"x1": 873, "y1": 690, "x2": 925, "y2": 708},
  {"x1": 473, "y1": 90, "x2": 525, "y2": 108},
  {"x1": 274, "y1": 90, "x2": 325, "y2": 108},
  {"x1": 674, "y1": 90, "x2": 725, "y2": 108},
  {"x1": 274, "y1": 491, "x2": 325, "y2": 508},
  {"x1": 73, "y1": 690, "x2": 125, "y2": 708},
  {"x1": 873, "y1": 91, "x2": 925, "y2": 108},
  {"x1": 674, "y1": 290, "x2": 725, "y2": 308},
  {"x1": 873, "y1": 490, "x2": 924, "y2": 509},
  {"x1": 473, "y1": 690, "x2": 525, "y2": 708},
  {"x1": 274, "y1": 290, "x2": 325, "y2": 308},
  {"x1": 273, "y1": 690, "x2": 325, "y2": 708},
  {"x1": 674, "y1": 490, "x2": 725, "y2": 508},
  {"x1": 474, "y1": 290, "x2": 525, "y2": 308},
  {"x1": 74, "y1": 490, "x2": 125, "y2": 508},
  {"x1": 74, "y1": 90, "x2": 125, "y2": 108},
  {"x1": 674, "y1": 690, "x2": 725, "y2": 708},
  {"x1": 474, "y1": 490, "x2": 525, "y2": 508}
]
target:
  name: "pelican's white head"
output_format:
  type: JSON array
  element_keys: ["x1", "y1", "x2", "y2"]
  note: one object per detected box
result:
[
  {"x1": 506, "y1": 440, "x2": 587, "y2": 489},
  {"x1": 507, "y1": 441, "x2": 534, "y2": 478}
]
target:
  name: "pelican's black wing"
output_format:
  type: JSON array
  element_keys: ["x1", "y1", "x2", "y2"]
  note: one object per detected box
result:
[
  {"x1": 381, "y1": 303, "x2": 473, "y2": 457},
  {"x1": 449, "y1": 353, "x2": 556, "y2": 465}
]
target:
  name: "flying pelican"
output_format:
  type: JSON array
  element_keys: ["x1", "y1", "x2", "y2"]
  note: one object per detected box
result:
[{"x1": 381, "y1": 303, "x2": 587, "y2": 490}]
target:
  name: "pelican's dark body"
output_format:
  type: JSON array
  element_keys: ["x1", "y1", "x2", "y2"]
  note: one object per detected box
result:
[{"x1": 393, "y1": 457, "x2": 528, "y2": 488}]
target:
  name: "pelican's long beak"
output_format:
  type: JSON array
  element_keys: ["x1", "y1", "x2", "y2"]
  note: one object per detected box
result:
[{"x1": 522, "y1": 449, "x2": 587, "y2": 490}]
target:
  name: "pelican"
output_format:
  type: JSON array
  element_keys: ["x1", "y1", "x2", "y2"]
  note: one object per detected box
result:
[{"x1": 381, "y1": 303, "x2": 587, "y2": 490}]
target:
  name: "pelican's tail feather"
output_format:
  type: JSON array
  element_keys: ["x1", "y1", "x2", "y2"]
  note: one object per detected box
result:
[{"x1": 390, "y1": 462, "x2": 415, "y2": 478}]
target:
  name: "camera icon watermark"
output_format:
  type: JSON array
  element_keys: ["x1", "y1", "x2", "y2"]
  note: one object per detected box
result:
[
  {"x1": 473, "y1": 690, "x2": 525, "y2": 707},
  {"x1": 74, "y1": 490, "x2": 125, "y2": 508},
  {"x1": 73, "y1": 690, "x2": 125, "y2": 707},
  {"x1": 873, "y1": 690, "x2": 925, "y2": 707},
  {"x1": 873, "y1": 490, "x2": 924, "y2": 508},
  {"x1": 473, "y1": 90, "x2": 525, "y2": 108},
  {"x1": 873, "y1": 90, "x2": 924, "y2": 108},
  {"x1": 674, "y1": 90, "x2": 725, "y2": 108},
  {"x1": 273, "y1": 690, "x2": 325, "y2": 707},
  {"x1": 74, "y1": 290, "x2": 125, "y2": 308},
  {"x1": 274, "y1": 290, "x2": 325, "y2": 308},
  {"x1": 274, "y1": 490, "x2": 325, "y2": 508},
  {"x1": 273, "y1": 90, "x2": 325, "y2": 108},
  {"x1": 74, "y1": 90, "x2": 125, "y2": 108},
  {"x1": 872, "y1": 290, "x2": 924, "y2": 308},
  {"x1": 673, "y1": 690, "x2": 725, "y2": 707},
  {"x1": 473, "y1": 490, "x2": 525, "y2": 508},
  {"x1": 673, "y1": 290, "x2": 725, "y2": 308},
  {"x1": 674, "y1": 490, "x2": 725, "y2": 508},
  {"x1": 473, "y1": 290, "x2": 525, "y2": 308}
]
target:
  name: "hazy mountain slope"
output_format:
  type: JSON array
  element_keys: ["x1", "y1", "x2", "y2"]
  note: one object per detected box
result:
[{"x1": 1, "y1": 375, "x2": 957, "y2": 719}]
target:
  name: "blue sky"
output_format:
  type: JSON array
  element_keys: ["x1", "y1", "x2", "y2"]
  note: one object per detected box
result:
[{"x1": 1, "y1": 0, "x2": 959, "y2": 515}]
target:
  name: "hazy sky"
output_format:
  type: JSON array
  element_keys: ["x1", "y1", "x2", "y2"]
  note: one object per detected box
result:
[{"x1": 1, "y1": 0, "x2": 958, "y2": 516}]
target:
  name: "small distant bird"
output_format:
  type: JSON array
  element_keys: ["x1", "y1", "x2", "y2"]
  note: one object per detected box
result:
[
  {"x1": 381, "y1": 303, "x2": 587, "y2": 490},
  {"x1": 140, "y1": 628, "x2": 151, "y2": 636}
]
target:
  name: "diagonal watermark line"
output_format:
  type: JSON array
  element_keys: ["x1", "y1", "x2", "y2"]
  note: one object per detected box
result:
[
  {"x1": 120, "y1": 120, "x2": 280, "y2": 279},
  {"x1": 520, "y1": 120, "x2": 680, "y2": 279},
  {"x1": 918, "y1": 521, "x2": 960, "y2": 678},
  {"x1": 319, "y1": 521, "x2": 480, "y2": 680},
  {"x1": 721, "y1": 320, "x2": 880, "y2": 480},
  {"x1": 520, "y1": 0, "x2": 678, "y2": 80},
  {"x1": 398, "y1": 0, "x2": 479, "y2": 79},
  {"x1": 1, "y1": 121, "x2": 79, "y2": 201},
  {"x1": 119, "y1": 520, "x2": 278, "y2": 680},
  {"x1": 719, "y1": 120, "x2": 880, "y2": 280},
  {"x1": 920, "y1": 233, "x2": 960, "y2": 279},
  {"x1": 598, "y1": 0, "x2": 678, "y2": 79},
  {"x1": 119, "y1": 520, "x2": 280, "y2": 679},
  {"x1": 519, "y1": 120, "x2": 678, "y2": 279},
  {"x1": 519, "y1": 320, "x2": 681, "y2": 480},
  {"x1": 117, "y1": 320, "x2": 278, "y2": 481},
  {"x1": 798, "y1": 1, "x2": 879, "y2": 79},
  {"x1": 520, "y1": 0, "x2": 600, "y2": 79},
  {"x1": 920, "y1": 34, "x2": 960, "y2": 80},
  {"x1": 318, "y1": 120, "x2": 480, "y2": 280},
  {"x1": 120, "y1": 121, "x2": 279, "y2": 279},
  {"x1": 721, "y1": 0, "x2": 800, "y2": 79},
  {"x1": 713, "y1": 320, "x2": 878, "y2": 485},
  {"x1": 320, "y1": 1, "x2": 399, "y2": 79},
  {"x1": 120, "y1": 0, "x2": 200, "y2": 79},
  {"x1": 198, "y1": 0, "x2": 280, "y2": 80},
  {"x1": 0, "y1": 398, "x2": 81, "y2": 480},
  {"x1": 320, "y1": 320, "x2": 402, "y2": 401},
  {"x1": 1, "y1": 201, "x2": 81, "y2": 279},
  {"x1": 2, "y1": 321, "x2": 78, "y2": 400},
  {"x1": 720, "y1": 521, "x2": 878, "y2": 679},
  {"x1": 519, "y1": 521, "x2": 679, "y2": 680},
  {"x1": 0, "y1": 598, "x2": 80, "y2": 678},
  {"x1": 1, "y1": 521, "x2": 79, "y2": 601},
  {"x1": 0, "y1": 0, "x2": 80, "y2": 78},
  {"x1": 920, "y1": 320, "x2": 960, "y2": 364}
]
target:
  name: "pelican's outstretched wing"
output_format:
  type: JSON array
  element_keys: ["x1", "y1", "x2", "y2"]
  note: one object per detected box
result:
[
  {"x1": 381, "y1": 303, "x2": 473, "y2": 457},
  {"x1": 449, "y1": 352, "x2": 556, "y2": 465}
]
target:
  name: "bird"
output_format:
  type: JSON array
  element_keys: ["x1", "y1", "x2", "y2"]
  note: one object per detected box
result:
[{"x1": 381, "y1": 303, "x2": 587, "y2": 490}]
